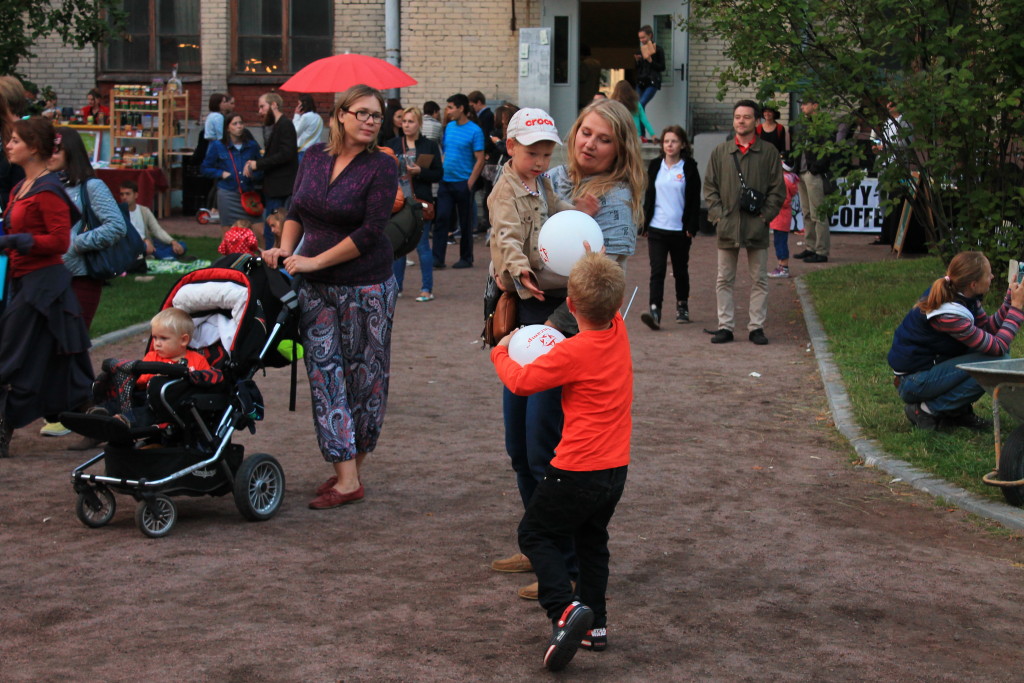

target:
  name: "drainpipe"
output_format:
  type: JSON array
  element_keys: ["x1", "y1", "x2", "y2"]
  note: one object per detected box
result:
[{"x1": 385, "y1": 0, "x2": 400, "y2": 99}]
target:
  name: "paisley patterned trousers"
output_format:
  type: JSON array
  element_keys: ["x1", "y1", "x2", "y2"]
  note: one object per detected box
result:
[{"x1": 298, "y1": 277, "x2": 398, "y2": 462}]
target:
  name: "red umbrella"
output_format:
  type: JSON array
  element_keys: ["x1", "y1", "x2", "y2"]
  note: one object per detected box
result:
[{"x1": 279, "y1": 53, "x2": 416, "y2": 93}]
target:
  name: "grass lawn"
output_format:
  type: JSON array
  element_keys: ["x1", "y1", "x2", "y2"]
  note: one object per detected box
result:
[
  {"x1": 90, "y1": 235, "x2": 222, "y2": 338},
  {"x1": 804, "y1": 257, "x2": 1023, "y2": 502}
]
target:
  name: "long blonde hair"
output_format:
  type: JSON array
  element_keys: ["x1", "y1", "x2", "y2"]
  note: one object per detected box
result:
[
  {"x1": 564, "y1": 99, "x2": 646, "y2": 229},
  {"x1": 327, "y1": 84, "x2": 384, "y2": 155}
]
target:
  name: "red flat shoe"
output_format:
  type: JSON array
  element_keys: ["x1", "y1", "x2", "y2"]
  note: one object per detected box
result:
[
  {"x1": 315, "y1": 476, "x2": 338, "y2": 496},
  {"x1": 309, "y1": 484, "x2": 365, "y2": 509}
]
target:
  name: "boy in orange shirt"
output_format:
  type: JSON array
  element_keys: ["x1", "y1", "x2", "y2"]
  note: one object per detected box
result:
[{"x1": 491, "y1": 252, "x2": 631, "y2": 672}]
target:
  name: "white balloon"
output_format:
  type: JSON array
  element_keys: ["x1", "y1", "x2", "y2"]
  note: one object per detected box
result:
[
  {"x1": 537, "y1": 210, "x2": 604, "y2": 276},
  {"x1": 508, "y1": 324, "x2": 566, "y2": 366}
]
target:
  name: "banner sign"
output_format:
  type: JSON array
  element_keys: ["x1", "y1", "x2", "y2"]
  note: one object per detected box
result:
[{"x1": 828, "y1": 177, "x2": 882, "y2": 234}]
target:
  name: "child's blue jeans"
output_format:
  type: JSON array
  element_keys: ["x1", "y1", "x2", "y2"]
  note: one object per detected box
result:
[{"x1": 773, "y1": 229, "x2": 789, "y2": 261}]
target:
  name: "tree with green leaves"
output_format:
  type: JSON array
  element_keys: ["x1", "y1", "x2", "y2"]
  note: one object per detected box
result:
[
  {"x1": 682, "y1": 0, "x2": 1024, "y2": 267},
  {"x1": 0, "y1": 0, "x2": 124, "y2": 78}
]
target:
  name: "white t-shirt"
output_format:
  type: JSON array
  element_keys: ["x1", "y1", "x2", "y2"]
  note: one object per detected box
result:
[
  {"x1": 128, "y1": 206, "x2": 146, "y2": 239},
  {"x1": 649, "y1": 158, "x2": 687, "y2": 231}
]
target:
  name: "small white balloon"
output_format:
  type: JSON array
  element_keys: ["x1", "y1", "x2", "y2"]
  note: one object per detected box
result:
[
  {"x1": 508, "y1": 324, "x2": 566, "y2": 366},
  {"x1": 537, "y1": 210, "x2": 604, "y2": 276}
]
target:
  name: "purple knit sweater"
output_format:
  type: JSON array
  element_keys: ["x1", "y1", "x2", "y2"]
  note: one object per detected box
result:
[{"x1": 288, "y1": 143, "x2": 399, "y2": 286}]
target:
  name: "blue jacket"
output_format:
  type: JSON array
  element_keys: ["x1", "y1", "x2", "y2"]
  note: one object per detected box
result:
[
  {"x1": 201, "y1": 139, "x2": 262, "y2": 193},
  {"x1": 888, "y1": 290, "x2": 979, "y2": 374},
  {"x1": 63, "y1": 178, "x2": 128, "y2": 278}
]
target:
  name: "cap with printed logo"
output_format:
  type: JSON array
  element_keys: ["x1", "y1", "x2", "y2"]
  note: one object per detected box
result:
[{"x1": 506, "y1": 108, "x2": 562, "y2": 146}]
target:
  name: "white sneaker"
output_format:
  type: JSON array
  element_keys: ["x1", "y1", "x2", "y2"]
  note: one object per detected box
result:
[
  {"x1": 767, "y1": 266, "x2": 790, "y2": 279},
  {"x1": 40, "y1": 421, "x2": 71, "y2": 437}
]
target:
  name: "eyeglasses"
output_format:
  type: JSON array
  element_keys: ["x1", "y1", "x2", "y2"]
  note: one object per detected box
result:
[{"x1": 343, "y1": 109, "x2": 384, "y2": 124}]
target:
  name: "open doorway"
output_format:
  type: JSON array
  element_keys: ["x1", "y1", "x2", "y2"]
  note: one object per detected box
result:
[
  {"x1": 543, "y1": 0, "x2": 688, "y2": 134},
  {"x1": 580, "y1": 2, "x2": 640, "y2": 107}
]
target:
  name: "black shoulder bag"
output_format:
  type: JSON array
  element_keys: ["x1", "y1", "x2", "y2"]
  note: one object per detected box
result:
[
  {"x1": 732, "y1": 153, "x2": 766, "y2": 214},
  {"x1": 80, "y1": 179, "x2": 146, "y2": 280}
]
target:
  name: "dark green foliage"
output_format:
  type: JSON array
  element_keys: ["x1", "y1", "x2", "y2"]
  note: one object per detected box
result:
[
  {"x1": 682, "y1": 0, "x2": 1024, "y2": 272},
  {"x1": 0, "y1": 0, "x2": 125, "y2": 77}
]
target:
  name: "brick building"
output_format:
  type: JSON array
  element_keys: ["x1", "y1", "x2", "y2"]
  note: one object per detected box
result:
[{"x1": 20, "y1": 0, "x2": 758, "y2": 136}]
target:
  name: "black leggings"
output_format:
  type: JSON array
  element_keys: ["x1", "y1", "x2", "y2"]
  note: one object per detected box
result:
[{"x1": 647, "y1": 227, "x2": 692, "y2": 308}]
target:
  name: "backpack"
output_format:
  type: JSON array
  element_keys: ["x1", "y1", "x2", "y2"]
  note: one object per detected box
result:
[{"x1": 383, "y1": 197, "x2": 424, "y2": 260}]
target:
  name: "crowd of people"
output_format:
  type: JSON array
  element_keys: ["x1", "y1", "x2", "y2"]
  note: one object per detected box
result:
[{"x1": 0, "y1": 55, "x2": 1016, "y2": 672}]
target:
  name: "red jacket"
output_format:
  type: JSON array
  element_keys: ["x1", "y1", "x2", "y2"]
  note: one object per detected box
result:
[{"x1": 4, "y1": 174, "x2": 77, "y2": 278}]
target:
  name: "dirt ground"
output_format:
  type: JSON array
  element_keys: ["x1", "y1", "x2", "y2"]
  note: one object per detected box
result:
[{"x1": 3, "y1": 228, "x2": 1024, "y2": 682}]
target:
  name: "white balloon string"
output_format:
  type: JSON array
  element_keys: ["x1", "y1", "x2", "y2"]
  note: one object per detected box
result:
[{"x1": 622, "y1": 286, "x2": 639, "y2": 320}]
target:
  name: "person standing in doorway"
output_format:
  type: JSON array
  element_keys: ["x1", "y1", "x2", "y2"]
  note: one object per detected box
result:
[
  {"x1": 433, "y1": 93, "x2": 485, "y2": 269},
  {"x1": 702, "y1": 100, "x2": 786, "y2": 346},
  {"x1": 634, "y1": 25, "x2": 665, "y2": 135}
]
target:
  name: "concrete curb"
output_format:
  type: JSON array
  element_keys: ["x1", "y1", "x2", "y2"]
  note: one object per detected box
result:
[
  {"x1": 91, "y1": 322, "x2": 150, "y2": 350},
  {"x1": 796, "y1": 277, "x2": 1024, "y2": 531}
]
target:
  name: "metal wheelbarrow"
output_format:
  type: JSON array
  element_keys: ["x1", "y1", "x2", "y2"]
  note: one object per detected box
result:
[{"x1": 958, "y1": 358, "x2": 1024, "y2": 506}]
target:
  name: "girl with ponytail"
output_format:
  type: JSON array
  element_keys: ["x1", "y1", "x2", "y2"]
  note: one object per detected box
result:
[{"x1": 889, "y1": 251, "x2": 1024, "y2": 430}]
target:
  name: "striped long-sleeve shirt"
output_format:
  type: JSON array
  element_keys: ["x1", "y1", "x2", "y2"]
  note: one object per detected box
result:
[{"x1": 929, "y1": 292, "x2": 1024, "y2": 355}]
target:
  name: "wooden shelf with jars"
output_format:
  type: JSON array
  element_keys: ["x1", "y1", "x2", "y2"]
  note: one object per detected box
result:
[
  {"x1": 108, "y1": 88, "x2": 188, "y2": 172},
  {"x1": 108, "y1": 88, "x2": 188, "y2": 216}
]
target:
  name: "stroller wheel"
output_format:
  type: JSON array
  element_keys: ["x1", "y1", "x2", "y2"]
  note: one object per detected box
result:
[
  {"x1": 233, "y1": 453, "x2": 286, "y2": 521},
  {"x1": 76, "y1": 485, "x2": 116, "y2": 528},
  {"x1": 135, "y1": 494, "x2": 177, "y2": 538}
]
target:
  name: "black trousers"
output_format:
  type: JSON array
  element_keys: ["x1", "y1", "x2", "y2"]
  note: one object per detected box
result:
[
  {"x1": 518, "y1": 465, "x2": 627, "y2": 627},
  {"x1": 647, "y1": 227, "x2": 692, "y2": 309}
]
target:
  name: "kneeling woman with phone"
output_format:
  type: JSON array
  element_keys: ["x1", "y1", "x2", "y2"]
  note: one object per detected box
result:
[{"x1": 888, "y1": 251, "x2": 1024, "y2": 431}]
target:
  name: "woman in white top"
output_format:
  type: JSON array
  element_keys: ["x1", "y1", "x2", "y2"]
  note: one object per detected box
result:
[
  {"x1": 203, "y1": 93, "x2": 234, "y2": 142},
  {"x1": 293, "y1": 94, "x2": 324, "y2": 162},
  {"x1": 640, "y1": 124, "x2": 701, "y2": 329}
]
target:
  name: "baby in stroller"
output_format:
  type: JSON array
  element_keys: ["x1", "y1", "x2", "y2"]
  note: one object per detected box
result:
[
  {"x1": 68, "y1": 254, "x2": 295, "y2": 537},
  {"x1": 71, "y1": 308, "x2": 223, "y2": 450}
]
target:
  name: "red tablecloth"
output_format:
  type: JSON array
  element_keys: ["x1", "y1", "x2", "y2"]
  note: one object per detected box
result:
[{"x1": 95, "y1": 168, "x2": 169, "y2": 210}]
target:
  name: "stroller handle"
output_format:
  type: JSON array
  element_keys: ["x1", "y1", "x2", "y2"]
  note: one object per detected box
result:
[
  {"x1": 273, "y1": 275, "x2": 302, "y2": 327},
  {"x1": 132, "y1": 361, "x2": 190, "y2": 378}
]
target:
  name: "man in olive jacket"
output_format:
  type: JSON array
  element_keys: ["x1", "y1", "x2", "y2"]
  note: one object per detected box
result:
[{"x1": 703, "y1": 100, "x2": 786, "y2": 345}]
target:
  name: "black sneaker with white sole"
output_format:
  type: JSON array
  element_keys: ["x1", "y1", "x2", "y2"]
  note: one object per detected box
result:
[{"x1": 544, "y1": 601, "x2": 594, "y2": 672}]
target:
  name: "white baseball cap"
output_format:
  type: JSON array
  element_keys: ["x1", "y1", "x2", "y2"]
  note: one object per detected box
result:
[{"x1": 506, "y1": 108, "x2": 561, "y2": 146}]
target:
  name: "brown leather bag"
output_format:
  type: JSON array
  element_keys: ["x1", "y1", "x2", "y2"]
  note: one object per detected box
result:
[
  {"x1": 484, "y1": 292, "x2": 517, "y2": 347},
  {"x1": 419, "y1": 200, "x2": 435, "y2": 221}
]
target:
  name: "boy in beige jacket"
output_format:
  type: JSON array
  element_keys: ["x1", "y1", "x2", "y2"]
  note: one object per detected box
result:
[{"x1": 486, "y1": 107, "x2": 598, "y2": 600}]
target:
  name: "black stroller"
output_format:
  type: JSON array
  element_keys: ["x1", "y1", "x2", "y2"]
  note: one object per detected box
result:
[{"x1": 67, "y1": 255, "x2": 299, "y2": 538}]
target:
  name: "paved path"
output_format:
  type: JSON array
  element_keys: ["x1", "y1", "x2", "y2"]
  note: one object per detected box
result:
[{"x1": 3, "y1": 228, "x2": 1024, "y2": 681}]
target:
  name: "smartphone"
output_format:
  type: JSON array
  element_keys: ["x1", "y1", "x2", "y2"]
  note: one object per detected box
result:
[{"x1": 1017, "y1": 262, "x2": 1024, "y2": 284}]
